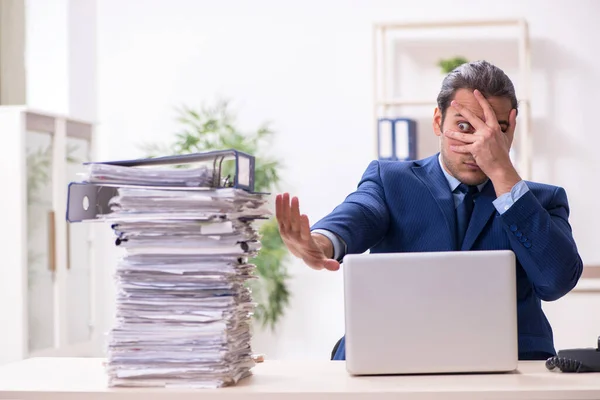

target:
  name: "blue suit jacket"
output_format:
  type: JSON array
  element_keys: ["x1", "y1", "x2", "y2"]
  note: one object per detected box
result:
[{"x1": 311, "y1": 154, "x2": 583, "y2": 360}]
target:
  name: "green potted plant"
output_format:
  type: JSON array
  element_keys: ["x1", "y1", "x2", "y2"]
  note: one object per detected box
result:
[
  {"x1": 141, "y1": 99, "x2": 290, "y2": 331},
  {"x1": 438, "y1": 56, "x2": 469, "y2": 74}
]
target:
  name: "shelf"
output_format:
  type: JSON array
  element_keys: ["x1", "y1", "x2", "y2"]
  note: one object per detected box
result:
[
  {"x1": 377, "y1": 98, "x2": 530, "y2": 107},
  {"x1": 372, "y1": 18, "x2": 531, "y2": 179},
  {"x1": 374, "y1": 19, "x2": 526, "y2": 30},
  {"x1": 377, "y1": 99, "x2": 436, "y2": 107}
]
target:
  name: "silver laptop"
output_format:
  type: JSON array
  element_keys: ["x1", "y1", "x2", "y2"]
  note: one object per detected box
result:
[{"x1": 342, "y1": 250, "x2": 518, "y2": 375}]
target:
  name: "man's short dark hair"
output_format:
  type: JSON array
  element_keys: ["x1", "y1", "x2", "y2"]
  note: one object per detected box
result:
[{"x1": 437, "y1": 60, "x2": 518, "y2": 125}]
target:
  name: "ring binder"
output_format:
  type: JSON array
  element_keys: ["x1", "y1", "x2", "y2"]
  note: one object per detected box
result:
[
  {"x1": 377, "y1": 118, "x2": 417, "y2": 161},
  {"x1": 66, "y1": 149, "x2": 257, "y2": 223}
]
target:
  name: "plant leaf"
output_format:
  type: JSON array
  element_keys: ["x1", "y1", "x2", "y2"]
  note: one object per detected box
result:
[{"x1": 138, "y1": 98, "x2": 290, "y2": 330}]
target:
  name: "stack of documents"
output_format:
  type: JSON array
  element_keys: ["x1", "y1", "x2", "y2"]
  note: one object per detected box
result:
[
  {"x1": 87, "y1": 163, "x2": 213, "y2": 187},
  {"x1": 89, "y1": 164, "x2": 270, "y2": 388}
]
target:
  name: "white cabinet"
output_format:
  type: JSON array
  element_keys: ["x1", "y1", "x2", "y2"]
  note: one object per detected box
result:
[{"x1": 0, "y1": 107, "x2": 97, "y2": 364}]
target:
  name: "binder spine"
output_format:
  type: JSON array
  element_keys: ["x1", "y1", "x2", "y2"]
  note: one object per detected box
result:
[{"x1": 377, "y1": 118, "x2": 417, "y2": 161}]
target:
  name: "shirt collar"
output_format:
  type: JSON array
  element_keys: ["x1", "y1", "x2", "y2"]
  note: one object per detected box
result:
[{"x1": 437, "y1": 154, "x2": 488, "y2": 193}]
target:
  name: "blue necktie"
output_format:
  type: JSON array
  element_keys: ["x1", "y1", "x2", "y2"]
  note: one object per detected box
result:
[{"x1": 455, "y1": 183, "x2": 478, "y2": 249}]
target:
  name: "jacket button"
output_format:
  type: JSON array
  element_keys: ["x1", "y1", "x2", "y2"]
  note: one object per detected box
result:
[
  {"x1": 520, "y1": 236, "x2": 528, "y2": 243},
  {"x1": 510, "y1": 224, "x2": 518, "y2": 232},
  {"x1": 524, "y1": 242, "x2": 532, "y2": 249},
  {"x1": 515, "y1": 231, "x2": 523, "y2": 238}
]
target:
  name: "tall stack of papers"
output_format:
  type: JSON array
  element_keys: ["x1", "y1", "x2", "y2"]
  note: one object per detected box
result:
[{"x1": 88, "y1": 164, "x2": 270, "y2": 388}]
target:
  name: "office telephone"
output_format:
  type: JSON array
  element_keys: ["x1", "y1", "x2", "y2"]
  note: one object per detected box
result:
[{"x1": 545, "y1": 336, "x2": 600, "y2": 372}]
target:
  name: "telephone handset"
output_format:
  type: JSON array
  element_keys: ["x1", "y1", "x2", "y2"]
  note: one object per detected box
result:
[{"x1": 546, "y1": 336, "x2": 600, "y2": 373}]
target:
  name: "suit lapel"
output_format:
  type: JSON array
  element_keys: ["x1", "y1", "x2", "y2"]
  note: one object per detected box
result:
[
  {"x1": 411, "y1": 155, "x2": 457, "y2": 250},
  {"x1": 461, "y1": 181, "x2": 497, "y2": 250}
]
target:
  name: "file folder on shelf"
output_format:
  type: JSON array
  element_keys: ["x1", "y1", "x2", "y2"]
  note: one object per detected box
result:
[
  {"x1": 66, "y1": 149, "x2": 256, "y2": 223},
  {"x1": 377, "y1": 118, "x2": 417, "y2": 161}
]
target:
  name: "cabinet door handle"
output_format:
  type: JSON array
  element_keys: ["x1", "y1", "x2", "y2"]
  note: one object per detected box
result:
[
  {"x1": 48, "y1": 210, "x2": 56, "y2": 272},
  {"x1": 66, "y1": 222, "x2": 71, "y2": 270}
]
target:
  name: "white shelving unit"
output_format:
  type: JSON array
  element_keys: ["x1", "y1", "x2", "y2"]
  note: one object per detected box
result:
[
  {"x1": 372, "y1": 19, "x2": 532, "y2": 180},
  {"x1": 0, "y1": 107, "x2": 98, "y2": 364}
]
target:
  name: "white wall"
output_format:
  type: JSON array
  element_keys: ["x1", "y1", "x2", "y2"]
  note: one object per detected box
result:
[
  {"x1": 24, "y1": 0, "x2": 97, "y2": 120},
  {"x1": 96, "y1": 0, "x2": 600, "y2": 359},
  {"x1": 24, "y1": 0, "x2": 70, "y2": 113}
]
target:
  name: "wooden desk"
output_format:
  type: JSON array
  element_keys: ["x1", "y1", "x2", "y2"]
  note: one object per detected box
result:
[{"x1": 0, "y1": 357, "x2": 599, "y2": 400}]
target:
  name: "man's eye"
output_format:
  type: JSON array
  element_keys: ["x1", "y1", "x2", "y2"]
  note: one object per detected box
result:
[{"x1": 457, "y1": 122, "x2": 473, "y2": 132}]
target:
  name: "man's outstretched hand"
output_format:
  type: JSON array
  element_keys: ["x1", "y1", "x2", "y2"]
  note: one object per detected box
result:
[{"x1": 275, "y1": 193, "x2": 340, "y2": 271}]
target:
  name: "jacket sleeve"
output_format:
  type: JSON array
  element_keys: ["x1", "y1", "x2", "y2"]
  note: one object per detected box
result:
[
  {"x1": 311, "y1": 160, "x2": 390, "y2": 257},
  {"x1": 500, "y1": 186, "x2": 583, "y2": 301}
]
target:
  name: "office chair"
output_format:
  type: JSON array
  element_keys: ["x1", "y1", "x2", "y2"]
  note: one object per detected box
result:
[{"x1": 331, "y1": 337, "x2": 343, "y2": 360}]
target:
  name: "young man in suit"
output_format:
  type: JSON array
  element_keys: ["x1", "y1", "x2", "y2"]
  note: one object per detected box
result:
[{"x1": 275, "y1": 60, "x2": 583, "y2": 361}]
